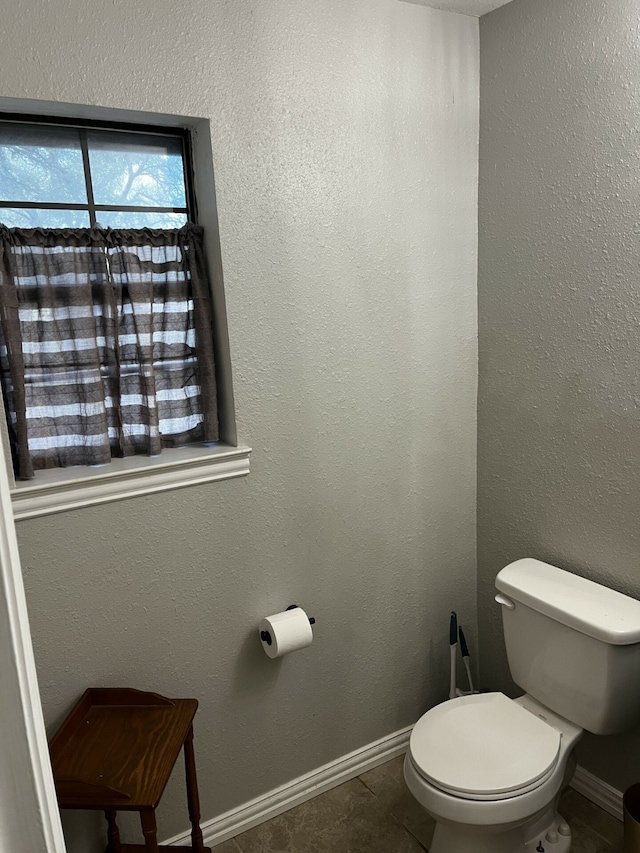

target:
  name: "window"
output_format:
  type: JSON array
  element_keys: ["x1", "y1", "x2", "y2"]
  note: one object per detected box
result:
[
  {"x1": 0, "y1": 120, "x2": 193, "y2": 229},
  {"x1": 0, "y1": 115, "x2": 246, "y2": 506}
]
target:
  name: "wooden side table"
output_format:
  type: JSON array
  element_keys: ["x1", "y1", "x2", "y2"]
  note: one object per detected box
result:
[{"x1": 49, "y1": 688, "x2": 211, "y2": 852}]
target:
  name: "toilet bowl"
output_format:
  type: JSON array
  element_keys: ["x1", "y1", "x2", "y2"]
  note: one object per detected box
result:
[
  {"x1": 403, "y1": 558, "x2": 640, "y2": 853},
  {"x1": 404, "y1": 693, "x2": 582, "y2": 853}
]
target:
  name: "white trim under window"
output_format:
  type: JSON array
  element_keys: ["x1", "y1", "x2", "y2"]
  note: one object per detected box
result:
[{"x1": 11, "y1": 442, "x2": 251, "y2": 520}]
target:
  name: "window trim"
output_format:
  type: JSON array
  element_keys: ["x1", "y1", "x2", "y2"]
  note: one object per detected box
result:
[
  {"x1": 11, "y1": 442, "x2": 251, "y2": 520},
  {"x1": 0, "y1": 98, "x2": 246, "y2": 513}
]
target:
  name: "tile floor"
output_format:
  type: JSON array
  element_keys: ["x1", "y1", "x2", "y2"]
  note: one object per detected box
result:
[{"x1": 214, "y1": 756, "x2": 624, "y2": 853}]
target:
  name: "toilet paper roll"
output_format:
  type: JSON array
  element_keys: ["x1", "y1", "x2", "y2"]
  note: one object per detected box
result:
[{"x1": 259, "y1": 607, "x2": 313, "y2": 659}]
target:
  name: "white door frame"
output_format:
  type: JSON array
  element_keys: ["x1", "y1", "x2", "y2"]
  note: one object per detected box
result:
[{"x1": 0, "y1": 445, "x2": 66, "y2": 852}]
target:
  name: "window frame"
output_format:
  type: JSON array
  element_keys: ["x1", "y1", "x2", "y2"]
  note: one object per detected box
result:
[
  {"x1": 0, "y1": 101, "x2": 248, "y2": 517},
  {"x1": 0, "y1": 113, "x2": 197, "y2": 228}
]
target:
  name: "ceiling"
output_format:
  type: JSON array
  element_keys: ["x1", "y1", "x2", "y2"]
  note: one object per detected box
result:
[{"x1": 401, "y1": 0, "x2": 515, "y2": 17}]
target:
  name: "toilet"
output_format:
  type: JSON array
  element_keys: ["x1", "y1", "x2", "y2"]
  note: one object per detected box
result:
[{"x1": 404, "y1": 558, "x2": 640, "y2": 853}]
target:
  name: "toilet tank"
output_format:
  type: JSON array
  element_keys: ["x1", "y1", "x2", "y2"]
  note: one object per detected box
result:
[{"x1": 496, "y1": 558, "x2": 640, "y2": 734}]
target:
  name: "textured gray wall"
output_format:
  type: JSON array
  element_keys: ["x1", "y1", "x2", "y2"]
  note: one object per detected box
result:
[
  {"x1": 2, "y1": 1, "x2": 479, "y2": 849},
  {"x1": 479, "y1": 0, "x2": 640, "y2": 792}
]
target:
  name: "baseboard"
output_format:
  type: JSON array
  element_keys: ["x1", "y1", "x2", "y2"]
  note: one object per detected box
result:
[
  {"x1": 163, "y1": 725, "x2": 412, "y2": 848},
  {"x1": 164, "y1": 733, "x2": 623, "y2": 847},
  {"x1": 570, "y1": 765, "x2": 624, "y2": 822}
]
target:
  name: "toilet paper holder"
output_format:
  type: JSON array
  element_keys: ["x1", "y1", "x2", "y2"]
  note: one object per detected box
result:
[{"x1": 260, "y1": 604, "x2": 316, "y2": 646}]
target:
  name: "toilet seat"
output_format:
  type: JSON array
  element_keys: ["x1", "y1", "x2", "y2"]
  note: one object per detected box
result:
[{"x1": 409, "y1": 693, "x2": 562, "y2": 801}]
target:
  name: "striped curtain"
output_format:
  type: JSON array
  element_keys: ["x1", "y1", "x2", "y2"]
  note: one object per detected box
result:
[{"x1": 0, "y1": 224, "x2": 218, "y2": 480}]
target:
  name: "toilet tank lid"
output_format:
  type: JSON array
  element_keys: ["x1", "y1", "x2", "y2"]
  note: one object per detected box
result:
[{"x1": 496, "y1": 559, "x2": 640, "y2": 645}]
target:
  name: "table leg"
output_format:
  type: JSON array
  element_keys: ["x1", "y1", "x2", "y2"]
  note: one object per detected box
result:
[
  {"x1": 105, "y1": 811, "x2": 122, "y2": 853},
  {"x1": 184, "y1": 725, "x2": 206, "y2": 853},
  {"x1": 140, "y1": 809, "x2": 160, "y2": 853}
]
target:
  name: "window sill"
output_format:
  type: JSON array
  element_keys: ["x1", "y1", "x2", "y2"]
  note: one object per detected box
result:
[{"x1": 11, "y1": 443, "x2": 251, "y2": 521}]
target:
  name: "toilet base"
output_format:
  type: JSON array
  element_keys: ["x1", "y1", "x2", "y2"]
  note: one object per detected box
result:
[{"x1": 428, "y1": 811, "x2": 571, "y2": 853}]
